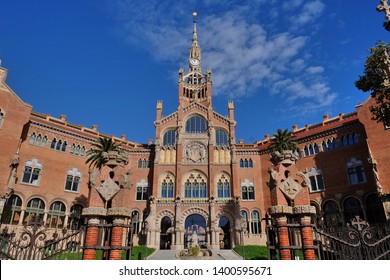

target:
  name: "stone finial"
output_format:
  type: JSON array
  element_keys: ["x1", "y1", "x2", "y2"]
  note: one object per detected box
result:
[{"x1": 377, "y1": 0, "x2": 390, "y2": 31}]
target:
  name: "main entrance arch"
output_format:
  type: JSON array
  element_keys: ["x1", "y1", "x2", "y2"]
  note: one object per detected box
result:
[
  {"x1": 219, "y1": 216, "x2": 231, "y2": 249},
  {"x1": 160, "y1": 216, "x2": 172, "y2": 250},
  {"x1": 184, "y1": 214, "x2": 207, "y2": 248}
]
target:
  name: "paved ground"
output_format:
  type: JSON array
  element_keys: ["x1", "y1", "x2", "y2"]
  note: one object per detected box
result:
[{"x1": 147, "y1": 249, "x2": 243, "y2": 260}]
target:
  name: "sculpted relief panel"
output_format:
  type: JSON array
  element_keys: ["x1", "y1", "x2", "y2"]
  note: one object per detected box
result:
[{"x1": 184, "y1": 141, "x2": 207, "y2": 164}]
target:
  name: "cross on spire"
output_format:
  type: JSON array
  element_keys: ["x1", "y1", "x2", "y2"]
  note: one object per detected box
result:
[{"x1": 377, "y1": 0, "x2": 390, "y2": 31}]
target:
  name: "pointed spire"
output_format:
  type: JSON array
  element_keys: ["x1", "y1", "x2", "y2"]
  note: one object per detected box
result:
[
  {"x1": 192, "y1": 11, "x2": 198, "y2": 45},
  {"x1": 189, "y1": 11, "x2": 201, "y2": 71}
]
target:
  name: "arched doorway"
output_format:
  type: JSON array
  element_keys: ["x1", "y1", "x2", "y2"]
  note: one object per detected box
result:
[
  {"x1": 160, "y1": 216, "x2": 172, "y2": 250},
  {"x1": 219, "y1": 216, "x2": 231, "y2": 249},
  {"x1": 343, "y1": 197, "x2": 364, "y2": 224},
  {"x1": 185, "y1": 214, "x2": 207, "y2": 248}
]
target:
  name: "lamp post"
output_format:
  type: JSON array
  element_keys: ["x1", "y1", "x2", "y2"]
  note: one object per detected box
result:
[
  {"x1": 241, "y1": 225, "x2": 245, "y2": 260},
  {"x1": 142, "y1": 220, "x2": 147, "y2": 260}
]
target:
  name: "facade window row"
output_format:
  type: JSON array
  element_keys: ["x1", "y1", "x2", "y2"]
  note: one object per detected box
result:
[
  {"x1": 320, "y1": 194, "x2": 386, "y2": 228},
  {"x1": 29, "y1": 133, "x2": 86, "y2": 156},
  {"x1": 298, "y1": 132, "x2": 360, "y2": 158},
  {"x1": 306, "y1": 158, "x2": 366, "y2": 193},
  {"x1": 139, "y1": 173, "x2": 242, "y2": 200},
  {"x1": 239, "y1": 158, "x2": 253, "y2": 168},
  {"x1": 21, "y1": 159, "x2": 82, "y2": 192},
  {"x1": 240, "y1": 210, "x2": 262, "y2": 234},
  {"x1": 161, "y1": 124, "x2": 229, "y2": 147},
  {"x1": 137, "y1": 158, "x2": 150, "y2": 168},
  {"x1": 2, "y1": 195, "x2": 84, "y2": 230}
]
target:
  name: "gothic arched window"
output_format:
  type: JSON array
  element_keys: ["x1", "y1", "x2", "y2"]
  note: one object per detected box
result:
[
  {"x1": 215, "y1": 129, "x2": 229, "y2": 146},
  {"x1": 251, "y1": 210, "x2": 261, "y2": 234},
  {"x1": 241, "y1": 179, "x2": 255, "y2": 200},
  {"x1": 2, "y1": 194, "x2": 22, "y2": 225},
  {"x1": 46, "y1": 201, "x2": 66, "y2": 229},
  {"x1": 161, "y1": 174, "x2": 175, "y2": 198},
  {"x1": 163, "y1": 129, "x2": 176, "y2": 146},
  {"x1": 24, "y1": 198, "x2": 45, "y2": 224},
  {"x1": 216, "y1": 174, "x2": 230, "y2": 198},
  {"x1": 240, "y1": 210, "x2": 249, "y2": 232},
  {"x1": 65, "y1": 168, "x2": 82, "y2": 192},
  {"x1": 184, "y1": 172, "x2": 207, "y2": 198},
  {"x1": 307, "y1": 166, "x2": 325, "y2": 192},
  {"x1": 185, "y1": 115, "x2": 207, "y2": 133},
  {"x1": 22, "y1": 159, "x2": 43, "y2": 186},
  {"x1": 347, "y1": 157, "x2": 366, "y2": 185},
  {"x1": 322, "y1": 200, "x2": 342, "y2": 227},
  {"x1": 69, "y1": 204, "x2": 84, "y2": 230},
  {"x1": 343, "y1": 197, "x2": 364, "y2": 224}
]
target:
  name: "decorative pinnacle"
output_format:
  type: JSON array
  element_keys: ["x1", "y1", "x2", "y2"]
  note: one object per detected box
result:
[{"x1": 192, "y1": 11, "x2": 198, "y2": 43}]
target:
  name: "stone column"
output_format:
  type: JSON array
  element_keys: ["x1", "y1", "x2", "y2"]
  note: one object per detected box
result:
[
  {"x1": 294, "y1": 206, "x2": 316, "y2": 260},
  {"x1": 107, "y1": 208, "x2": 132, "y2": 260},
  {"x1": 275, "y1": 215, "x2": 291, "y2": 260},
  {"x1": 269, "y1": 206, "x2": 293, "y2": 260},
  {"x1": 109, "y1": 217, "x2": 126, "y2": 260},
  {"x1": 18, "y1": 209, "x2": 25, "y2": 225},
  {"x1": 82, "y1": 207, "x2": 107, "y2": 260}
]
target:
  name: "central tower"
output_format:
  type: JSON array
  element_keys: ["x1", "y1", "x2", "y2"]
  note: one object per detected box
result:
[
  {"x1": 151, "y1": 12, "x2": 238, "y2": 251},
  {"x1": 178, "y1": 11, "x2": 212, "y2": 108}
]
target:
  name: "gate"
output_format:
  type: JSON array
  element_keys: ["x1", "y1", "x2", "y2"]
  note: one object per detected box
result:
[
  {"x1": 313, "y1": 216, "x2": 390, "y2": 260},
  {"x1": 265, "y1": 215, "x2": 390, "y2": 260},
  {"x1": 0, "y1": 217, "x2": 85, "y2": 260},
  {"x1": 0, "y1": 217, "x2": 138, "y2": 260}
]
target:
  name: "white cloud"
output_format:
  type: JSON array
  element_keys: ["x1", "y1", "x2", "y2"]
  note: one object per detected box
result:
[
  {"x1": 306, "y1": 66, "x2": 324, "y2": 74},
  {"x1": 111, "y1": 0, "x2": 333, "y2": 111}
]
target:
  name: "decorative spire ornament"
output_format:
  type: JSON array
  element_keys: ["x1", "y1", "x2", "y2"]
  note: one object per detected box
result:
[{"x1": 377, "y1": 0, "x2": 390, "y2": 31}]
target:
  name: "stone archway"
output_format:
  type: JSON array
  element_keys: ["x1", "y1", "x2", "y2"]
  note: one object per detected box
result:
[
  {"x1": 155, "y1": 210, "x2": 175, "y2": 249},
  {"x1": 160, "y1": 216, "x2": 173, "y2": 250},
  {"x1": 218, "y1": 216, "x2": 231, "y2": 249},
  {"x1": 184, "y1": 214, "x2": 207, "y2": 248}
]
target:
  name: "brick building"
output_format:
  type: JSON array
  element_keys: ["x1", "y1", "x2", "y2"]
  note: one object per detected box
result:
[{"x1": 0, "y1": 14, "x2": 389, "y2": 252}]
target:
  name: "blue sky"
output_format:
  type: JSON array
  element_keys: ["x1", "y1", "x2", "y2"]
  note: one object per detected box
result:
[{"x1": 0, "y1": 0, "x2": 388, "y2": 144}]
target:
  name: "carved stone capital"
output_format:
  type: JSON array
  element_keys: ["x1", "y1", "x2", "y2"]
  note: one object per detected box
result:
[
  {"x1": 112, "y1": 217, "x2": 126, "y2": 226},
  {"x1": 82, "y1": 207, "x2": 107, "y2": 217},
  {"x1": 293, "y1": 205, "x2": 316, "y2": 215},
  {"x1": 268, "y1": 205, "x2": 293, "y2": 216},
  {"x1": 87, "y1": 217, "x2": 101, "y2": 225},
  {"x1": 107, "y1": 207, "x2": 132, "y2": 218}
]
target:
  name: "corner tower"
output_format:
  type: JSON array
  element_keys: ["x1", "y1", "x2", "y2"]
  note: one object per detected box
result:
[{"x1": 178, "y1": 12, "x2": 212, "y2": 108}]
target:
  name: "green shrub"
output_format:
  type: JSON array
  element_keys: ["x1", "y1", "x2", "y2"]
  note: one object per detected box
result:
[{"x1": 189, "y1": 245, "x2": 200, "y2": 256}]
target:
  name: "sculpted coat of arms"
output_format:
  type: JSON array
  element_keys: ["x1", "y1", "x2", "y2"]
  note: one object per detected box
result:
[{"x1": 184, "y1": 141, "x2": 207, "y2": 163}]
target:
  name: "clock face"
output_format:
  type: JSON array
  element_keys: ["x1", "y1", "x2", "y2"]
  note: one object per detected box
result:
[{"x1": 190, "y1": 58, "x2": 199, "y2": 66}]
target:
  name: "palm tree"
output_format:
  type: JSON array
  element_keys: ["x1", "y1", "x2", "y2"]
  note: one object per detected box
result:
[
  {"x1": 270, "y1": 129, "x2": 298, "y2": 153},
  {"x1": 86, "y1": 137, "x2": 121, "y2": 170}
]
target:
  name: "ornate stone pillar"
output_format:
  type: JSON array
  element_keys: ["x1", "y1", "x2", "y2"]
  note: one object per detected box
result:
[
  {"x1": 174, "y1": 198, "x2": 182, "y2": 249},
  {"x1": 18, "y1": 209, "x2": 25, "y2": 225},
  {"x1": 109, "y1": 217, "x2": 126, "y2": 260},
  {"x1": 269, "y1": 206, "x2": 293, "y2": 260},
  {"x1": 294, "y1": 206, "x2": 316, "y2": 260},
  {"x1": 275, "y1": 215, "x2": 291, "y2": 260},
  {"x1": 82, "y1": 207, "x2": 107, "y2": 260},
  {"x1": 107, "y1": 208, "x2": 132, "y2": 260},
  {"x1": 211, "y1": 227, "x2": 219, "y2": 250}
]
